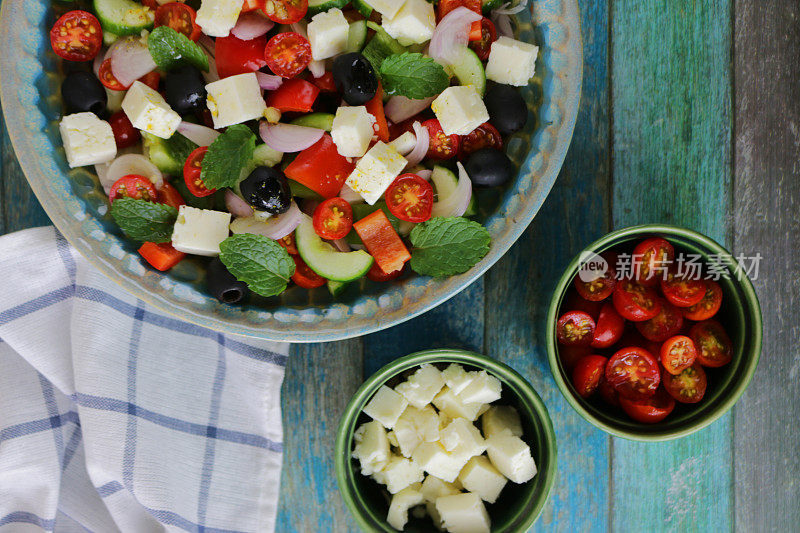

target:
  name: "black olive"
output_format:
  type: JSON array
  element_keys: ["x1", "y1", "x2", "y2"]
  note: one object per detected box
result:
[
  {"x1": 239, "y1": 166, "x2": 292, "y2": 214},
  {"x1": 164, "y1": 65, "x2": 207, "y2": 115},
  {"x1": 207, "y1": 258, "x2": 250, "y2": 304},
  {"x1": 332, "y1": 53, "x2": 378, "y2": 106},
  {"x1": 61, "y1": 71, "x2": 107, "y2": 117},
  {"x1": 464, "y1": 148, "x2": 516, "y2": 187},
  {"x1": 484, "y1": 83, "x2": 528, "y2": 136}
]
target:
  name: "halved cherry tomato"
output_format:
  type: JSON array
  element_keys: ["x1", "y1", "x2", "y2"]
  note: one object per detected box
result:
[
  {"x1": 598, "y1": 375, "x2": 620, "y2": 407},
  {"x1": 109, "y1": 111, "x2": 140, "y2": 149},
  {"x1": 632, "y1": 237, "x2": 674, "y2": 286},
  {"x1": 99, "y1": 59, "x2": 129, "y2": 90},
  {"x1": 385, "y1": 174, "x2": 434, "y2": 223},
  {"x1": 619, "y1": 387, "x2": 675, "y2": 423},
  {"x1": 690, "y1": 320, "x2": 733, "y2": 368},
  {"x1": 459, "y1": 122, "x2": 502, "y2": 159},
  {"x1": 468, "y1": 18, "x2": 497, "y2": 61},
  {"x1": 215, "y1": 34, "x2": 268, "y2": 78},
  {"x1": 660, "y1": 335, "x2": 697, "y2": 375},
  {"x1": 155, "y1": 3, "x2": 201, "y2": 41},
  {"x1": 311, "y1": 72, "x2": 338, "y2": 93},
  {"x1": 605, "y1": 347, "x2": 660, "y2": 400},
  {"x1": 682, "y1": 280, "x2": 723, "y2": 321},
  {"x1": 50, "y1": 10, "x2": 103, "y2": 62},
  {"x1": 437, "y1": 0, "x2": 481, "y2": 19},
  {"x1": 559, "y1": 345, "x2": 592, "y2": 372},
  {"x1": 367, "y1": 261, "x2": 404, "y2": 282},
  {"x1": 138, "y1": 242, "x2": 185, "y2": 271},
  {"x1": 574, "y1": 252, "x2": 618, "y2": 302},
  {"x1": 242, "y1": 0, "x2": 266, "y2": 12},
  {"x1": 266, "y1": 78, "x2": 320, "y2": 113},
  {"x1": 662, "y1": 364, "x2": 707, "y2": 404},
  {"x1": 291, "y1": 255, "x2": 325, "y2": 289},
  {"x1": 279, "y1": 233, "x2": 298, "y2": 255},
  {"x1": 612, "y1": 280, "x2": 662, "y2": 322},
  {"x1": 265, "y1": 32, "x2": 312, "y2": 78},
  {"x1": 313, "y1": 198, "x2": 353, "y2": 240},
  {"x1": 556, "y1": 310, "x2": 596, "y2": 347},
  {"x1": 157, "y1": 183, "x2": 186, "y2": 209},
  {"x1": 109, "y1": 175, "x2": 157, "y2": 203},
  {"x1": 661, "y1": 270, "x2": 707, "y2": 308},
  {"x1": 262, "y1": 0, "x2": 308, "y2": 24},
  {"x1": 591, "y1": 303, "x2": 625, "y2": 349},
  {"x1": 183, "y1": 147, "x2": 216, "y2": 198},
  {"x1": 572, "y1": 355, "x2": 608, "y2": 398},
  {"x1": 138, "y1": 70, "x2": 161, "y2": 91},
  {"x1": 562, "y1": 289, "x2": 604, "y2": 320},
  {"x1": 635, "y1": 298, "x2": 684, "y2": 342},
  {"x1": 423, "y1": 119, "x2": 460, "y2": 160}
]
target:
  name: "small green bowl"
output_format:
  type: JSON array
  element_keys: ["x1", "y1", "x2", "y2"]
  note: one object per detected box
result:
[
  {"x1": 335, "y1": 349, "x2": 557, "y2": 532},
  {"x1": 546, "y1": 224, "x2": 763, "y2": 441}
]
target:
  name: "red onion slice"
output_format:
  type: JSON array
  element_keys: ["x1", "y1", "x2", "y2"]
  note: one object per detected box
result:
[
  {"x1": 231, "y1": 12, "x2": 274, "y2": 40},
  {"x1": 404, "y1": 122, "x2": 430, "y2": 168},
  {"x1": 256, "y1": 72, "x2": 283, "y2": 90},
  {"x1": 93, "y1": 47, "x2": 106, "y2": 77},
  {"x1": 339, "y1": 184, "x2": 365, "y2": 204},
  {"x1": 330, "y1": 238, "x2": 351, "y2": 253},
  {"x1": 259, "y1": 122, "x2": 325, "y2": 153},
  {"x1": 429, "y1": 7, "x2": 482, "y2": 66},
  {"x1": 416, "y1": 169, "x2": 433, "y2": 181},
  {"x1": 199, "y1": 35, "x2": 216, "y2": 58},
  {"x1": 230, "y1": 202, "x2": 303, "y2": 239},
  {"x1": 385, "y1": 96, "x2": 436, "y2": 124},
  {"x1": 431, "y1": 162, "x2": 472, "y2": 218},
  {"x1": 177, "y1": 122, "x2": 220, "y2": 147},
  {"x1": 225, "y1": 189, "x2": 254, "y2": 218},
  {"x1": 493, "y1": 0, "x2": 528, "y2": 15},
  {"x1": 290, "y1": 21, "x2": 308, "y2": 38},
  {"x1": 491, "y1": 12, "x2": 514, "y2": 38},
  {"x1": 110, "y1": 36, "x2": 156, "y2": 88},
  {"x1": 104, "y1": 154, "x2": 164, "y2": 194}
]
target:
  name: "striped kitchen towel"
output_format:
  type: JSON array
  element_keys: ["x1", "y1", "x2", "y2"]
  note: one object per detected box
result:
[{"x1": 0, "y1": 226, "x2": 289, "y2": 533}]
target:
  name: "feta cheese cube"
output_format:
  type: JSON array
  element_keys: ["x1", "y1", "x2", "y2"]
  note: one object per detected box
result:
[
  {"x1": 485, "y1": 432, "x2": 537, "y2": 484},
  {"x1": 307, "y1": 8, "x2": 350, "y2": 60},
  {"x1": 421, "y1": 475, "x2": 462, "y2": 530},
  {"x1": 382, "y1": 0, "x2": 436, "y2": 46},
  {"x1": 458, "y1": 456, "x2": 507, "y2": 504},
  {"x1": 434, "y1": 492, "x2": 491, "y2": 533},
  {"x1": 331, "y1": 106, "x2": 376, "y2": 158},
  {"x1": 481, "y1": 405, "x2": 523, "y2": 438},
  {"x1": 439, "y1": 418, "x2": 486, "y2": 459},
  {"x1": 59, "y1": 112, "x2": 117, "y2": 168},
  {"x1": 121, "y1": 81, "x2": 181, "y2": 139},
  {"x1": 373, "y1": 455, "x2": 424, "y2": 494},
  {"x1": 205, "y1": 73, "x2": 267, "y2": 129},
  {"x1": 393, "y1": 405, "x2": 440, "y2": 457},
  {"x1": 363, "y1": 385, "x2": 408, "y2": 429},
  {"x1": 387, "y1": 483, "x2": 424, "y2": 530},
  {"x1": 485, "y1": 36, "x2": 539, "y2": 87},
  {"x1": 395, "y1": 363, "x2": 445, "y2": 409},
  {"x1": 442, "y1": 364, "x2": 475, "y2": 395},
  {"x1": 387, "y1": 430, "x2": 400, "y2": 448},
  {"x1": 431, "y1": 86, "x2": 490, "y2": 136},
  {"x1": 388, "y1": 131, "x2": 417, "y2": 155},
  {"x1": 457, "y1": 371, "x2": 502, "y2": 404},
  {"x1": 196, "y1": 0, "x2": 242, "y2": 37},
  {"x1": 432, "y1": 387, "x2": 485, "y2": 422},
  {"x1": 353, "y1": 421, "x2": 391, "y2": 476},
  {"x1": 345, "y1": 141, "x2": 408, "y2": 205},
  {"x1": 171, "y1": 206, "x2": 231, "y2": 256},
  {"x1": 366, "y1": 0, "x2": 407, "y2": 19},
  {"x1": 412, "y1": 442, "x2": 470, "y2": 483}
]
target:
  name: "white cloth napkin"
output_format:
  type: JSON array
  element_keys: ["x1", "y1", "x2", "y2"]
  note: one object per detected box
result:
[{"x1": 0, "y1": 226, "x2": 289, "y2": 533}]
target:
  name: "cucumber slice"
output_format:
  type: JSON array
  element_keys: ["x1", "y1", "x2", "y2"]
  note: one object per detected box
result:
[
  {"x1": 93, "y1": 0, "x2": 154, "y2": 36},
  {"x1": 253, "y1": 144, "x2": 284, "y2": 168},
  {"x1": 346, "y1": 20, "x2": 368, "y2": 53},
  {"x1": 142, "y1": 131, "x2": 197, "y2": 176},
  {"x1": 464, "y1": 195, "x2": 477, "y2": 217},
  {"x1": 482, "y1": 0, "x2": 505, "y2": 13},
  {"x1": 296, "y1": 218, "x2": 374, "y2": 282},
  {"x1": 291, "y1": 112, "x2": 335, "y2": 132},
  {"x1": 352, "y1": 0, "x2": 373, "y2": 18},
  {"x1": 103, "y1": 30, "x2": 119, "y2": 47},
  {"x1": 451, "y1": 48, "x2": 487, "y2": 96},
  {"x1": 308, "y1": 0, "x2": 349, "y2": 16},
  {"x1": 327, "y1": 280, "x2": 349, "y2": 297},
  {"x1": 431, "y1": 165, "x2": 458, "y2": 200}
]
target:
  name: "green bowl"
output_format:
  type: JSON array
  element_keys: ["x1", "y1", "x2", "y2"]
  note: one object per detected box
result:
[
  {"x1": 545, "y1": 224, "x2": 763, "y2": 441},
  {"x1": 335, "y1": 349, "x2": 557, "y2": 532}
]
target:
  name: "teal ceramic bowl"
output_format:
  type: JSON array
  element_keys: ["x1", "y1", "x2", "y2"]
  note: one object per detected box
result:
[
  {"x1": 546, "y1": 225, "x2": 763, "y2": 441},
  {"x1": 335, "y1": 349, "x2": 557, "y2": 532},
  {"x1": 0, "y1": 0, "x2": 582, "y2": 342}
]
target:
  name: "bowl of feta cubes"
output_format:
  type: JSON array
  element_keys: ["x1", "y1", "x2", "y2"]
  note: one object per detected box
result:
[{"x1": 335, "y1": 349, "x2": 557, "y2": 532}]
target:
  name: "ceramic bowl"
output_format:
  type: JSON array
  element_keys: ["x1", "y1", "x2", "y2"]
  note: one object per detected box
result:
[
  {"x1": 334, "y1": 349, "x2": 557, "y2": 532},
  {"x1": 545, "y1": 224, "x2": 763, "y2": 441}
]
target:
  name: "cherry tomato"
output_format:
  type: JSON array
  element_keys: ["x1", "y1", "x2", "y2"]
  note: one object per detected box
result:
[
  {"x1": 142, "y1": 0, "x2": 159, "y2": 8},
  {"x1": 635, "y1": 298, "x2": 684, "y2": 342},
  {"x1": 597, "y1": 375, "x2": 620, "y2": 407},
  {"x1": 619, "y1": 388, "x2": 675, "y2": 423},
  {"x1": 157, "y1": 183, "x2": 186, "y2": 209},
  {"x1": 662, "y1": 364, "x2": 707, "y2": 404},
  {"x1": 562, "y1": 289, "x2": 604, "y2": 320},
  {"x1": 459, "y1": 122, "x2": 502, "y2": 159},
  {"x1": 242, "y1": 0, "x2": 265, "y2": 12},
  {"x1": 313, "y1": 198, "x2": 353, "y2": 240},
  {"x1": 468, "y1": 17, "x2": 497, "y2": 61},
  {"x1": 108, "y1": 111, "x2": 140, "y2": 149},
  {"x1": 574, "y1": 252, "x2": 618, "y2": 302},
  {"x1": 682, "y1": 280, "x2": 723, "y2": 321},
  {"x1": 215, "y1": 34, "x2": 268, "y2": 78},
  {"x1": 367, "y1": 261, "x2": 405, "y2": 282},
  {"x1": 50, "y1": 10, "x2": 103, "y2": 62},
  {"x1": 423, "y1": 119, "x2": 460, "y2": 160},
  {"x1": 291, "y1": 254, "x2": 325, "y2": 289},
  {"x1": 660, "y1": 335, "x2": 697, "y2": 375},
  {"x1": 109, "y1": 175, "x2": 157, "y2": 203},
  {"x1": 265, "y1": 32, "x2": 312, "y2": 78},
  {"x1": 99, "y1": 59, "x2": 129, "y2": 90},
  {"x1": 591, "y1": 302, "x2": 625, "y2": 349},
  {"x1": 661, "y1": 269, "x2": 707, "y2": 307},
  {"x1": 572, "y1": 355, "x2": 608, "y2": 398},
  {"x1": 632, "y1": 237, "x2": 674, "y2": 286},
  {"x1": 437, "y1": 0, "x2": 481, "y2": 19},
  {"x1": 556, "y1": 310, "x2": 596, "y2": 347},
  {"x1": 558, "y1": 345, "x2": 592, "y2": 372},
  {"x1": 605, "y1": 347, "x2": 660, "y2": 400},
  {"x1": 311, "y1": 72, "x2": 338, "y2": 93},
  {"x1": 155, "y1": 2, "x2": 201, "y2": 41},
  {"x1": 385, "y1": 174, "x2": 434, "y2": 223},
  {"x1": 612, "y1": 280, "x2": 662, "y2": 322},
  {"x1": 138, "y1": 70, "x2": 161, "y2": 91},
  {"x1": 278, "y1": 233, "x2": 298, "y2": 255},
  {"x1": 183, "y1": 147, "x2": 216, "y2": 198},
  {"x1": 690, "y1": 320, "x2": 733, "y2": 368},
  {"x1": 263, "y1": 0, "x2": 308, "y2": 24}
]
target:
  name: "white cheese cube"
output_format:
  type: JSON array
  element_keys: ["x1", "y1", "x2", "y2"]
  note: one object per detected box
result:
[
  {"x1": 363, "y1": 385, "x2": 408, "y2": 429},
  {"x1": 395, "y1": 363, "x2": 445, "y2": 409},
  {"x1": 171, "y1": 206, "x2": 231, "y2": 256},
  {"x1": 331, "y1": 106, "x2": 376, "y2": 158},
  {"x1": 59, "y1": 113, "x2": 117, "y2": 168},
  {"x1": 205, "y1": 73, "x2": 267, "y2": 129},
  {"x1": 382, "y1": 0, "x2": 436, "y2": 46},
  {"x1": 387, "y1": 483, "x2": 424, "y2": 530},
  {"x1": 387, "y1": 430, "x2": 400, "y2": 448},
  {"x1": 367, "y1": 0, "x2": 407, "y2": 18},
  {"x1": 412, "y1": 442, "x2": 470, "y2": 484},
  {"x1": 388, "y1": 131, "x2": 417, "y2": 156},
  {"x1": 431, "y1": 86, "x2": 490, "y2": 136},
  {"x1": 457, "y1": 371, "x2": 502, "y2": 404},
  {"x1": 353, "y1": 421, "x2": 391, "y2": 476},
  {"x1": 196, "y1": 0, "x2": 242, "y2": 37},
  {"x1": 432, "y1": 387, "x2": 485, "y2": 422},
  {"x1": 481, "y1": 405, "x2": 523, "y2": 438},
  {"x1": 373, "y1": 455, "x2": 424, "y2": 494},
  {"x1": 393, "y1": 405, "x2": 440, "y2": 457},
  {"x1": 411, "y1": 405, "x2": 440, "y2": 442},
  {"x1": 307, "y1": 8, "x2": 350, "y2": 60},
  {"x1": 434, "y1": 492, "x2": 491, "y2": 533},
  {"x1": 345, "y1": 141, "x2": 408, "y2": 205},
  {"x1": 458, "y1": 456, "x2": 507, "y2": 504},
  {"x1": 439, "y1": 418, "x2": 486, "y2": 459},
  {"x1": 485, "y1": 432, "x2": 537, "y2": 484},
  {"x1": 442, "y1": 364, "x2": 475, "y2": 395},
  {"x1": 421, "y1": 475, "x2": 462, "y2": 530},
  {"x1": 121, "y1": 81, "x2": 181, "y2": 139},
  {"x1": 485, "y1": 36, "x2": 539, "y2": 87}
]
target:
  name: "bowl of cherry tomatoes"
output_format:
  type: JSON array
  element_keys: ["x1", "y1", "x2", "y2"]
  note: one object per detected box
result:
[{"x1": 545, "y1": 224, "x2": 762, "y2": 441}]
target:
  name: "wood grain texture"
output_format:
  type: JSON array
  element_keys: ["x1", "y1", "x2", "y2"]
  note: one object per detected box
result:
[
  {"x1": 732, "y1": 1, "x2": 800, "y2": 531},
  {"x1": 610, "y1": 1, "x2": 734, "y2": 531}
]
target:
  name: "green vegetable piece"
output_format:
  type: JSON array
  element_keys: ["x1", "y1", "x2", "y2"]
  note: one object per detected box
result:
[
  {"x1": 409, "y1": 217, "x2": 491, "y2": 277},
  {"x1": 142, "y1": 131, "x2": 198, "y2": 176},
  {"x1": 219, "y1": 234, "x2": 295, "y2": 298},
  {"x1": 110, "y1": 197, "x2": 178, "y2": 243},
  {"x1": 362, "y1": 22, "x2": 407, "y2": 72},
  {"x1": 148, "y1": 26, "x2": 209, "y2": 72},
  {"x1": 380, "y1": 53, "x2": 451, "y2": 99},
  {"x1": 200, "y1": 125, "x2": 257, "y2": 190}
]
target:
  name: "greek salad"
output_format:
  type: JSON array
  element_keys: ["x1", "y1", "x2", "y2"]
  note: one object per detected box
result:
[{"x1": 51, "y1": 0, "x2": 538, "y2": 303}]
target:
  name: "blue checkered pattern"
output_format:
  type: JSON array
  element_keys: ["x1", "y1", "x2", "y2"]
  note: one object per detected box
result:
[{"x1": 0, "y1": 227, "x2": 289, "y2": 532}]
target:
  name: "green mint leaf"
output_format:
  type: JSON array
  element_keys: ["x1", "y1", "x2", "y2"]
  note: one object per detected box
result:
[
  {"x1": 219, "y1": 234, "x2": 296, "y2": 298},
  {"x1": 379, "y1": 53, "x2": 451, "y2": 99},
  {"x1": 362, "y1": 22, "x2": 407, "y2": 72},
  {"x1": 409, "y1": 217, "x2": 491, "y2": 277},
  {"x1": 148, "y1": 26, "x2": 209, "y2": 71},
  {"x1": 110, "y1": 197, "x2": 178, "y2": 243},
  {"x1": 200, "y1": 125, "x2": 257, "y2": 190}
]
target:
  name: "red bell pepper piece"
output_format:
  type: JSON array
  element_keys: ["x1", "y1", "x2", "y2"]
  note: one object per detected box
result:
[
  {"x1": 265, "y1": 79, "x2": 319, "y2": 113},
  {"x1": 365, "y1": 83, "x2": 389, "y2": 142},
  {"x1": 215, "y1": 34, "x2": 268, "y2": 79},
  {"x1": 353, "y1": 210, "x2": 410, "y2": 274},
  {"x1": 284, "y1": 134, "x2": 355, "y2": 198},
  {"x1": 138, "y1": 242, "x2": 186, "y2": 271}
]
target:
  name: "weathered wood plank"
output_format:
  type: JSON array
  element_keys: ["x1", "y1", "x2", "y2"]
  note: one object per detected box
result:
[
  {"x1": 733, "y1": 1, "x2": 800, "y2": 530},
  {"x1": 610, "y1": 1, "x2": 733, "y2": 531}
]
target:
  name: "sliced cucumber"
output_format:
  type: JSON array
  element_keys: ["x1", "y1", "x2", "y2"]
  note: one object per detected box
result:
[
  {"x1": 142, "y1": 132, "x2": 197, "y2": 176},
  {"x1": 93, "y1": 0, "x2": 154, "y2": 36},
  {"x1": 327, "y1": 280, "x2": 349, "y2": 297},
  {"x1": 362, "y1": 22, "x2": 407, "y2": 72},
  {"x1": 253, "y1": 143, "x2": 284, "y2": 168},
  {"x1": 352, "y1": 0, "x2": 373, "y2": 18},
  {"x1": 431, "y1": 165, "x2": 458, "y2": 200},
  {"x1": 105, "y1": 87, "x2": 125, "y2": 113},
  {"x1": 308, "y1": 0, "x2": 349, "y2": 16},
  {"x1": 346, "y1": 20, "x2": 368, "y2": 53},
  {"x1": 451, "y1": 48, "x2": 486, "y2": 96},
  {"x1": 291, "y1": 112, "x2": 335, "y2": 132},
  {"x1": 103, "y1": 30, "x2": 119, "y2": 47},
  {"x1": 482, "y1": 0, "x2": 505, "y2": 13},
  {"x1": 296, "y1": 218, "x2": 373, "y2": 282}
]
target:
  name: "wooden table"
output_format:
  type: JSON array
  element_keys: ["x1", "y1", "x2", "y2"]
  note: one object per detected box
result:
[{"x1": 1, "y1": 0, "x2": 798, "y2": 531}]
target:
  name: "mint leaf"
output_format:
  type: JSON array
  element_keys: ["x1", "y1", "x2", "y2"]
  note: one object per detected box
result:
[
  {"x1": 200, "y1": 125, "x2": 257, "y2": 190},
  {"x1": 148, "y1": 26, "x2": 209, "y2": 71},
  {"x1": 219, "y1": 234, "x2": 295, "y2": 297},
  {"x1": 110, "y1": 197, "x2": 178, "y2": 243},
  {"x1": 379, "y1": 53, "x2": 450, "y2": 99},
  {"x1": 409, "y1": 217, "x2": 491, "y2": 277},
  {"x1": 362, "y1": 22, "x2": 407, "y2": 72}
]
